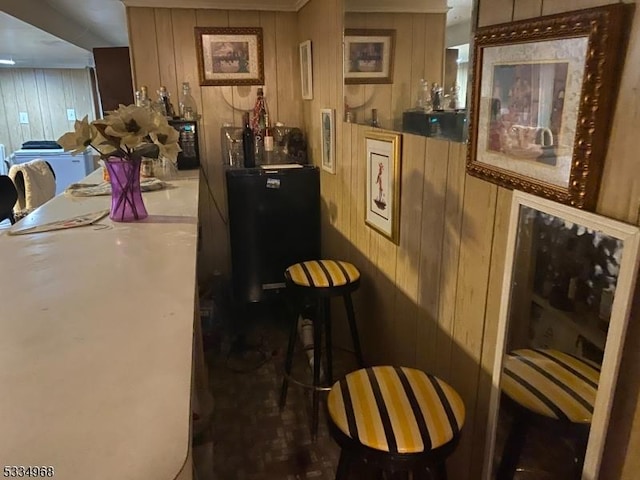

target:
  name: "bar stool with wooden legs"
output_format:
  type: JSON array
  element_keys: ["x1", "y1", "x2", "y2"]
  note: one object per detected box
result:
[
  {"x1": 279, "y1": 259, "x2": 365, "y2": 438},
  {"x1": 327, "y1": 366, "x2": 465, "y2": 479}
]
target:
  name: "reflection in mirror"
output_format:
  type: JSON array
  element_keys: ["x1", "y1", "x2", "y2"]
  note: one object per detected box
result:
[
  {"x1": 485, "y1": 192, "x2": 640, "y2": 480},
  {"x1": 343, "y1": 0, "x2": 473, "y2": 142}
]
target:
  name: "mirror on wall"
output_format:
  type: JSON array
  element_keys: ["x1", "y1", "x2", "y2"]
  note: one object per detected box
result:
[
  {"x1": 484, "y1": 191, "x2": 640, "y2": 480},
  {"x1": 342, "y1": 0, "x2": 473, "y2": 143}
]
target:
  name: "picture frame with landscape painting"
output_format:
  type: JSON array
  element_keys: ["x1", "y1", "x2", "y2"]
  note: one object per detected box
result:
[
  {"x1": 195, "y1": 27, "x2": 264, "y2": 86},
  {"x1": 344, "y1": 29, "x2": 395, "y2": 84},
  {"x1": 466, "y1": 5, "x2": 630, "y2": 210}
]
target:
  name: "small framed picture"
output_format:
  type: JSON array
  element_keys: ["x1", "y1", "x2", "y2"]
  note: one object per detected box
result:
[
  {"x1": 321, "y1": 108, "x2": 335, "y2": 174},
  {"x1": 365, "y1": 130, "x2": 402, "y2": 243},
  {"x1": 344, "y1": 29, "x2": 395, "y2": 84},
  {"x1": 299, "y1": 40, "x2": 313, "y2": 100},
  {"x1": 195, "y1": 26, "x2": 264, "y2": 86}
]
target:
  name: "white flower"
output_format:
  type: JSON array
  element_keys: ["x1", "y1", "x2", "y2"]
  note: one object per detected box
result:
[
  {"x1": 58, "y1": 103, "x2": 183, "y2": 165},
  {"x1": 150, "y1": 123, "x2": 182, "y2": 163},
  {"x1": 57, "y1": 115, "x2": 95, "y2": 155}
]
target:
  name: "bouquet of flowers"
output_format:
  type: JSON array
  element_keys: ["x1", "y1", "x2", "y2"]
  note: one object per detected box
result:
[
  {"x1": 58, "y1": 105, "x2": 182, "y2": 221},
  {"x1": 58, "y1": 104, "x2": 181, "y2": 164}
]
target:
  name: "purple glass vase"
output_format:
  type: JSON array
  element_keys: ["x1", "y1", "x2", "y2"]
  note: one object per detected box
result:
[{"x1": 105, "y1": 158, "x2": 148, "y2": 222}]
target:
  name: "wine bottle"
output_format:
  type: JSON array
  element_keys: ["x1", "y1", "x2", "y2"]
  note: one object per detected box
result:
[
  {"x1": 242, "y1": 112, "x2": 256, "y2": 168},
  {"x1": 251, "y1": 87, "x2": 268, "y2": 162},
  {"x1": 264, "y1": 113, "x2": 274, "y2": 152}
]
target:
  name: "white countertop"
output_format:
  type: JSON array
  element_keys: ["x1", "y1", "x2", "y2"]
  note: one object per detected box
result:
[{"x1": 0, "y1": 169, "x2": 200, "y2": 479}]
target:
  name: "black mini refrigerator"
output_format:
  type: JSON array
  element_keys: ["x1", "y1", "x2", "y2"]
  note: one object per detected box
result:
[{"x1": 226, "y1": 166, "x2": 320, "y2": 303}]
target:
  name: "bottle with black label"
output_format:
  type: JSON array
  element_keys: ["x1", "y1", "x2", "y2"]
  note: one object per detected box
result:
[{"x1": 242, "y1": 112, "x2": 256, "y2": 168}]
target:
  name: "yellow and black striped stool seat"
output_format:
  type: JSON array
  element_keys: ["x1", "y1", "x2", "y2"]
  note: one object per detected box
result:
[
  {"x1": 328, "y1": 366, "x2": 465, "y2": 454},
  {"x1": 502, "y1": 348, "x2": 600, "y2": 424},
  {"x1": 286, "y1": 260, "x2": 360, "y2": 288}
]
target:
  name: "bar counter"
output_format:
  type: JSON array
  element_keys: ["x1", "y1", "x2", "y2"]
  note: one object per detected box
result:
[{"x1": 0, "y1": 168, "x2": 201, "y2": 479}]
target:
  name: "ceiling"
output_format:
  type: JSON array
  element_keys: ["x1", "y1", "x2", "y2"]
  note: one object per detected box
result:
[{"x1": 0, "y1": 0, "x2": 473, "y2": 69}]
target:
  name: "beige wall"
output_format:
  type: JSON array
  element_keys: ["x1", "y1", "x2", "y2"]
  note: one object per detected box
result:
[
  {"x1": 127, "y1": 0, "x2": 640, "y2": 477},
  {"x1": 127, "y1": 7, "x2": 303, "y2": 278},
  {"x1": 0, "y1": 68, "x2": 94, "y2": 155},
  {"x1": 344, "y1": 12, "x2": 446, "y2": 131}
]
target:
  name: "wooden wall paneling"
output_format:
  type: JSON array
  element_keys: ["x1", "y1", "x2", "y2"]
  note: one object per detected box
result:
[
  {"x1": 127, "y1": 7, "x2": 161, "y2": 92},
  {"x1": 22, "y1": 70, "x2": 45, "y2": 140},
  {"x1": 541, "y1": 0, "x2": 619, "y2": 16},
  {"x1": 478, "y1": 0, "x2": 513, "y2": 26},
  {"x1": 394, "y1": 132, "x2": 427, "y2": 367},
  {"x1": 344, "y1": 12, "x2": 367, "y2": 122},
  {"x1": 391, "y1": 14, "x2": 414, "y2": 131},
  {"x1": 260, "y1": 12, "x2": 279, "y2": 123},
  {"x1": 597, "y1": 1, "x2": 640, "y2": 225},
  {"x1": 171, "y1": 9, "x2": 201, "y2": 115},
  {"x1": 434, "y1": 141, "x2": 466, "y2": 380},
  {"x1": 363, "y1": 13, "x2": 394, "y2": 129},
  {"x1": 43, "y1": 70, "x2": 67, "y2": 140},
  {"x1": 274, "y1": 13, "x2": 302, "y2": 127},
  {"x1": 12, "y1": 71, "x2": 31, "y2": 144},
  {"x1": 447, "y1": 175, "x2": 497, "y2": 480},
  {"x1": 154, "y1": 8, "x2": 179, "y2": 105},
  {"x1": 513, "y1": 0, "x2": 542, "y2": 20},
  {"x1": 416, "y1": 138, "x2": 450, "y2": 373},
  {"x1": 0, "y1": 69, "x2": 95, "y2": 154},
  {"x1": 411, "y1": 15, "x2": 428, "y2": 108},
  {"x1": 470, "y1": 185, "x2": 512, "y2": 476},
  {"x1": 0, "y1": 71, "x2": 22, "y2": 153},
  {"x1": 228, "y1": 10, "x2": 260, "y2": 127},
  {"x1": 72, "y1": 70, "x2": 95, "y2": 121},
  {"x1": 35, "y1": 70, "x2": 54, "y2": 140},
  {"x1": 423, "y1": 14, "x2": 446, "y2": 87},
  {"x1": 195, "y1": 9, "x2": 233, "y2": 278}
]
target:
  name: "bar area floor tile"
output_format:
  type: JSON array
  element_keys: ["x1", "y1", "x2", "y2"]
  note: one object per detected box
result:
[{"x1": 196, "y1": 300, "x2": 366, "y2": 480}]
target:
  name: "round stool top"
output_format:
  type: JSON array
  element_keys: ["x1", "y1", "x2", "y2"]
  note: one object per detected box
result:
[
  {"x1": 286, "y1": 260, "x2": 360, "y2": 288},
  {"x1": 327, "y1": 366, "x2": 465, "y2": 454},
  {"x1": 501, "y1": 348, "x2": 600, "y2": 424}
]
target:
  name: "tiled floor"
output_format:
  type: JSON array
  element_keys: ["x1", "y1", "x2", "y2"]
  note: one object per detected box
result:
[
  {"x1": 194, "y1": 298, "x2": 362, "y2": 480},
  {"x1": 193, "y1": 296, "x2": 582, "y2": 480}
]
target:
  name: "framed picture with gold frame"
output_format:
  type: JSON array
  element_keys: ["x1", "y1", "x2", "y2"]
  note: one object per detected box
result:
[
  {"x1": 195, "y1": 26, "x2": 264, "y2": 86},
  {"x1": 364, "y1": 130, "x2": 402, "y2": 244},
  {"x1": 466, "y1": 4, "x2": 630, "y2": 210}
]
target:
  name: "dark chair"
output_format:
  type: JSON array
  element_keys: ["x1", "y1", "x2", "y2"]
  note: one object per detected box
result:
[
  {"x1": 327, "y1": 366, "x2": 465, "y2": 479},
  {"x1": 0, "y1": 175, "x2": 18, "y2": 224},
  {"x1": 279, "y1": 259, "x2": 365, "y2": 438}
]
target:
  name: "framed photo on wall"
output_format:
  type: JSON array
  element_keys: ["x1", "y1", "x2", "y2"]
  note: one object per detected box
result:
[
  {"x1": 321, "y1": 108, "x2": 335, "y2": 174},
  {"x1": 365, "y1": 130, "x2": 402, "y2": 244},
  {"x1": 195, "y1": 27, "x2": 264, "y2": 86},
  {"x1": 466, "y1": 4, "x2": 630, "y2": 210},
  {"x1": 299, "y1": 40, "x2": 313, "y2": 100},
  {"x1": 344, "y1": 29, "x2": 395, "y2": 84}
]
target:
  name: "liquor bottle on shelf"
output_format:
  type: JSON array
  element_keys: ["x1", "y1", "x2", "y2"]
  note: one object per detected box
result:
[
  {"x1": 157, "y1": 86, "x2": 175, "y2": 118},
  {"x1": 371, "y1": 109, "x2": 380, "y2": 128},
  {"x1": 251, "y1": 87, "x2": 269, "y2": 162},
  {"x1": 136, "y1": 85, "x2": 151, "y2": 109},
  {"x1": 179, "y1": 82, "x2": 198, "y2": 120},
  {"x1": 264, "y1": 113, "x2": 274, "y2": 152},
  {"x1": 242, "y1": 112, "x2": 256, "y2": 168}
]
